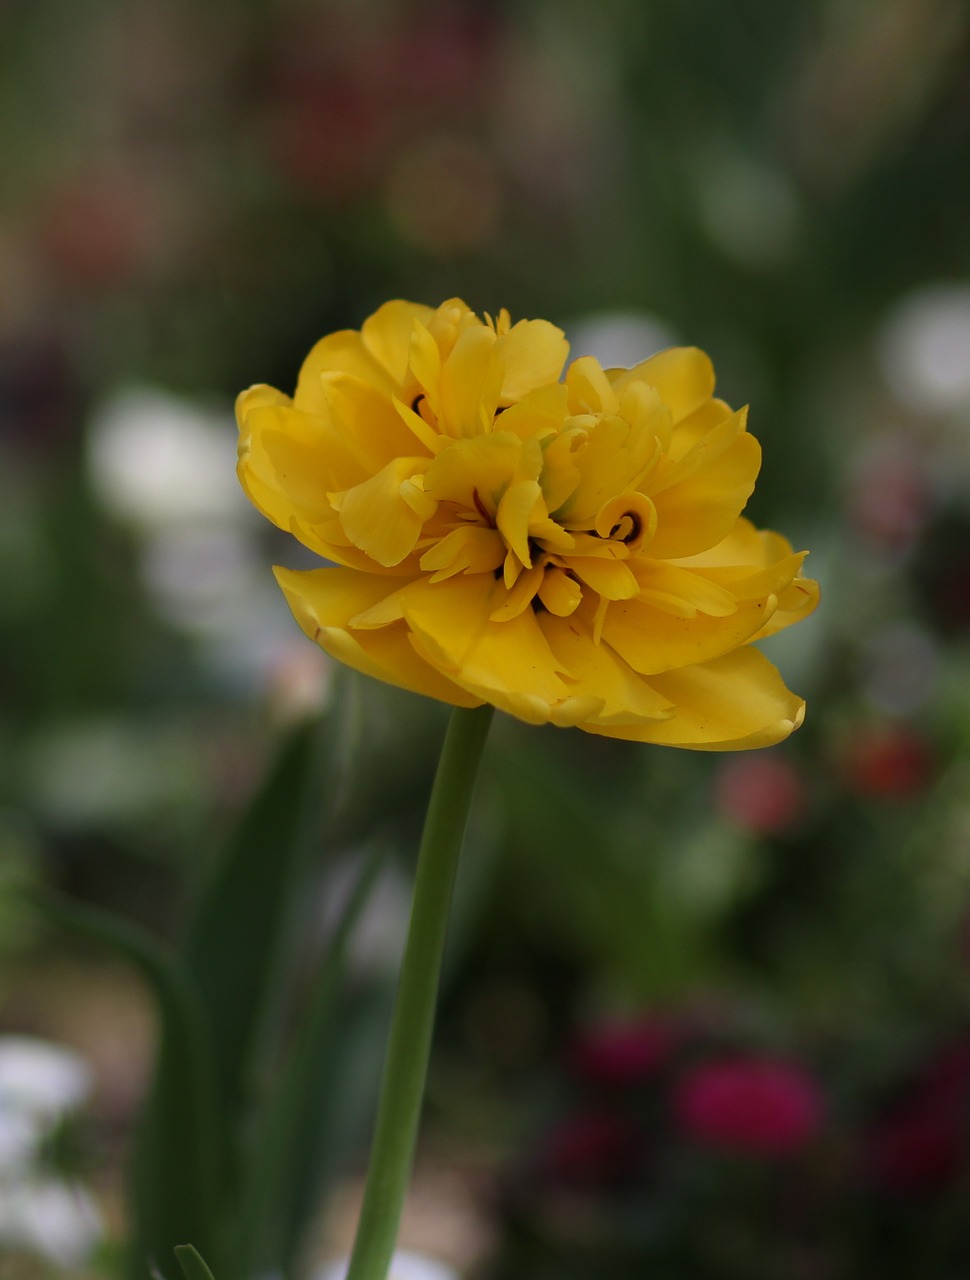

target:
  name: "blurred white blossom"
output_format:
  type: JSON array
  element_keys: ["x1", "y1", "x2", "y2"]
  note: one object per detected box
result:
[
  {"x1": 0, "y1": 1037, "x2": 102, "y2": 1266},
  {"x1": 0, "y1": 1036, "x2": 92, "y2": 1127},
  {"x1": 87, "y1": 386, "x2": 242, "y2": 528},
  {"x1": 565, "y1": 310, "x2": 677, "y2": 369},
  {"x1": 0, "y1": 1178, "x2": 103, "y2": 1267},
  {"x1": 878, "y1": 284, "x2": 970, "y2": 414}
]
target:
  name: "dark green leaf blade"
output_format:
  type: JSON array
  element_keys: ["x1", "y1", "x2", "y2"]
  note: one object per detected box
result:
[
  {"x1": 174, "y1": 1245, "x2": 217, "y2": 1280},
  {"x1": 183, "y1": 717, "x2": 328, "y2": 1141},
  {"x1": 28, "y1": 893, "x2": 221, "y2": 1280},
  {"x1": 235, "y1": 843, "x2": 389, "y2": 1277}
]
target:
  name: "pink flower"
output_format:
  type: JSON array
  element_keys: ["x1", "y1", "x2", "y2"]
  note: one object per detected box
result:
[
  {"x1": 568, "y1": 1017, "x2": 679, "y2": 1086},
  {"x1": 674, "y1": 1056, "x2": 824, "y2": 1156}
]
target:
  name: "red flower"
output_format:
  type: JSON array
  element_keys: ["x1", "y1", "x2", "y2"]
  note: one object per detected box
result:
[
  {"x1": 870, "y1": 1106, "x2": 962, "y2": 1194},
  {"x1": 674, "y1": 1056, "x2": 824, "y2": 1156},
  {"x1": 870, "y1": 1036, "x2": 970, "y2": 1193},
  {"x1": 540, "y1": 1110, "x2": 639, "y2": 1188},
  {"x1": 842, "y1": 725, "x2": 935, "y2": 798}
]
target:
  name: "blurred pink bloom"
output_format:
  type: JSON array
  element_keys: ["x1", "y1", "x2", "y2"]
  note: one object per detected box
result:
[
  {"x1": 568, "y1": 1017, "x2": 678, "y2": 1086},
  {"x1": 674, "y1": 1056, "x2": 824, "y2": 1156},
  {"x1": 714, "y1": 754, "x2": 806, "y2": 835}
]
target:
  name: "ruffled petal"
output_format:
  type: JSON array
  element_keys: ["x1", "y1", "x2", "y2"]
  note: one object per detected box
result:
[
  {"x1": 393, "y1": 575, "x2": 600, "y2": 724},
  {"x1": 440, "y1": 324, "x2": 503, "y2": 437},
  {"x1": 610, "y1": 346, "x2": 715, "y2": 424},
  {"x1": 322, "y1": 373, "x2": 432, "y2": 474},
  {"x1": 361, "y1": 300, "x2": 434, "y2": 385},
  {"x1": 648, "y1": 429, "x2": 762, "y2": 559},
  {"x1": 540, "y1": 614, "x2": 675, "y2": 725},
  {"x1": 332, "y1": 456, "x2": 434, "y2": 567},
  {"x1": 294, "y1": 331, "x2": 396, "y2": 414},
  {"x1": 497, "y1": 318, "x2": 570, "y2": 401},
  {"x1": 273, "y1": 566, "x2": 481, "y2": 707},
  {"x1": 582, "y1": 647, "x2": 805, "y2": 750},
  {"x1": 601, "y1": 591, "x2": 776, "y2": 675},
  {"x1": 236, "y1": 391, "x2": 370, "y2": 561}
]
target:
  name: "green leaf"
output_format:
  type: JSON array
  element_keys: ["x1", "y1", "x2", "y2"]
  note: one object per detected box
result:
[
  {"x1": 235, "y1": 843, "x2": 389, "y2": 1277},
  {"x1": 185, "y1": 720, "x2": 318, "y2": 1092},
  {"x1": 174, "y1": 1245, "x2": 217, "y2": 1280},
  {"x1": 28, "y1": 893, "x2": 220, "y2": 1280}
]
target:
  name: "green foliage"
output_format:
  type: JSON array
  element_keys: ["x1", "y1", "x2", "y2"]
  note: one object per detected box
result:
[
  {"x1": 173, "y1": 1245, "x2": 217, "y2": 1280},
  {"x1": 29, "y1": 894, "x2": 221, "y2": 1277}
]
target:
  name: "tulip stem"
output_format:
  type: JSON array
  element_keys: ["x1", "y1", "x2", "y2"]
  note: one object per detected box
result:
[{"x1": 345, "y1": 703, "x2": 494, "y2": 1280}]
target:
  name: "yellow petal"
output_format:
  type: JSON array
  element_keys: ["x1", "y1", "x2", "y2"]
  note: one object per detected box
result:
[
  {"x1": 490, "y1": 563, "x2": 544, "y2": 621},
  {"x1": 496, "y1": 318, "x2": 570, "y2": 401},
  {"x1": 361, "y1": 300, "x2": 434, "y2": 385},
  {"x1": 440, "y1": 324, "x2": 502, "y2": 437},
  {"x1": 665, "y1": 397, "x2": 734, "y2": 462},
  {"x1": 333, "y1": 456, "x2": 433, "y2": 567},
  {"x1": 601, "y1": 592, "x2": 776, "y2": 674},
  {"x1": 408, "y1": 321, "x2": 445, "y2": 421},
  {"x1": 569, "y1": 556, "x2": 641, "y2": 601},
  {"x1": 424, "y1": 432, "x2": 539, "y2": 514},
  {"x1": 557, "y1": 415, "x2": 661, "y2": 526},
  {"x1": 648, "y1": 430, "x2": 762, "y2": 559},
  {"x1": 540, "y1": 613, "x2": 675, "y2": 724},
  {"x1": 631, "y1": 561, "x2": 742, "y2": 618},
  {"x1": 392, "y1": 395, "x2": 444, "y2": 454},
  {"x1": 497, "y1": 479, "x2": 543, "y2": 567},
  {"x1": 322, "y1": 373, "x2": 429, "y2": 474},
  {"x1": 419, "y1": 526, "x2": 506, "y2": 581},
  {"x1": 539, "y1": 422, "x2": 587, "y2": 513},
  {"x1": 537, "y1": 568, "x2": 583, "y2": 617},
  {"x1": 752, "y1": 575, "x2": 820, "y2": 639},
  {"x1": 273, "y1": 566, "x2": 481, "y2": 707},
  {"x1": 611, "y1": 347, "x2": 715, "y2": 424},
  {"x1": 565, "y1": 356, "x2": 619, "y2": 415},
  {"x1": 583, "y1": 647, "x2": 805, "y2": 750},
  {"x1": 237, "y1": 396, "x2": 373, "y2": 562},
  {"x1": 294, "y1": 331, "x2": 396, "y2": 414},
  {"x1": 496, "y1": 383, "x2": 570, "y2": 441},
  {"x1": 394, "y1": 575, "x2": 588, "y2": 722}
]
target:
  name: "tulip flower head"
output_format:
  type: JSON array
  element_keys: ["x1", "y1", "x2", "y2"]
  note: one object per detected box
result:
[{"x1": 237, "y1": 299, "x2": 818, "y2": 748}]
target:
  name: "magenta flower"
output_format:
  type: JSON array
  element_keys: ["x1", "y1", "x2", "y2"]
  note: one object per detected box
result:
[{"x1": 674, "y1": 1056, "x2": 824, "y2": 1156}]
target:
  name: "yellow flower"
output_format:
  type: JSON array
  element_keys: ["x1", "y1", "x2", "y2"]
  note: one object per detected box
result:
[{"x1": 237, "y1": 299, "x2": 819, "y2": 749}]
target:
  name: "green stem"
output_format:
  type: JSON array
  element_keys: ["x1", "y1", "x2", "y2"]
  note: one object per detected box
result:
[{"x1": 345, "y1": 704, "x2": 494, "y2": 1280}]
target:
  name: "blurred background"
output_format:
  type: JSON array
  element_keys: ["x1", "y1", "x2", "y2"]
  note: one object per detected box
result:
[{"x1": 2, "y1": 0, "x2": 970, "y2": 1275}]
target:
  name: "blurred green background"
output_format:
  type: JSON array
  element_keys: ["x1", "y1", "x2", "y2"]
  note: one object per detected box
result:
[{"x1": 3, "y1": 0, "x2": 970, "y2": 1276}]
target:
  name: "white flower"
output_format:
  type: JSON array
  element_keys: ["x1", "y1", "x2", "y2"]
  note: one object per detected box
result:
[
  {"x1": 0, "y1": 1178, "x2": 103, "y2": 1266},
  {"x1": 0, "y1": 1036, "x2": 92, "y2": 1126},
  {"x1": 87, "y1": 386, "x2": 243, "y2": 528}
]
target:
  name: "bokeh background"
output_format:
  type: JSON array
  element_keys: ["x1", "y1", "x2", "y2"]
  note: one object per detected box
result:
[{"x1": 3, "y1": 0, "x2": 970, "y2": 1276}]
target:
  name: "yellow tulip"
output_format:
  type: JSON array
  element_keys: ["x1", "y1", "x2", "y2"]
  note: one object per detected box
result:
[{"x1": 237, "y1": 299, "x2": 818, "y2": 749}]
